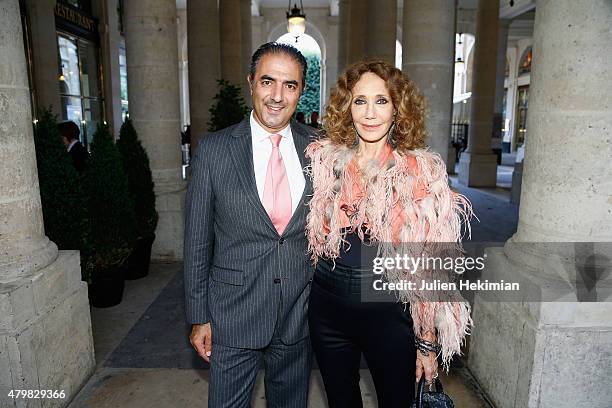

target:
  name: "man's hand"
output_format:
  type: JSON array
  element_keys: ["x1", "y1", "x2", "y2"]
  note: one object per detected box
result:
[{"x1": 190, "y1": 323, "x2": 212, "y2": 363}]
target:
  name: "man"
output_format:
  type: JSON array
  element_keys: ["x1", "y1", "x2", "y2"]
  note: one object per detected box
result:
[
  {"x1": 184, "y1": 43, "x2": 316, "y2": 408},
  {"x1": 296, "y1": 111, "x2": 306, "y2": 124},
  {"x1": 308, "y1": 111, "x2": 321, "y2": 129},
  {"x1": 58, "y1": 120, "x2": 88, "y2": 174}
]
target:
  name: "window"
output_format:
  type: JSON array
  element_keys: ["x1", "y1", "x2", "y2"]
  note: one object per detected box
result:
[
  {"x1": 57, "y1": 33, "x2": 104, "y2": 149},
  {"x1": 515, "y1": 86, "x2": 529, "y2": 147},
  {"x1": 119, "y1": 41, "x2": 129, "y2": 121}
]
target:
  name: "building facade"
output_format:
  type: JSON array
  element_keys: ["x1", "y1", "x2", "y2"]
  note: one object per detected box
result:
[{"x1": 1, "y1": 1, "x2": 611, "y2": 407}]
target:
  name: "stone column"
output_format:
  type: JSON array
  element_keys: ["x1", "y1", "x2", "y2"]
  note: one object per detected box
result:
[
  {"x1": 99, "y1": 0, "x2": 124, "y2": 139},
  {"x1": 469, "y1": 1, "x2": 612, "y2": 407},
  {"x1": 0, "y1": 0, "x2": 94, "y2": 400},
  {"x1": 1, "y1": 3, "x2": 57, "y2": 285},
  {"x1": 177, "y1": 9, "x2": 189, "y2": 129},
  {"x1": 240, "y1": 0, "x2": 252, "y2": 107},
  {"x1": 365, "y1": 0, "x2": 396, "y2": 65},
  {"x1": 506, "y1": 45, "x2": 523, "y2": 204},
  {"x1": 457, "y1": 0, "x2": 499, "y2": 186},
  {"x1": 219, "y1": 0, "x2": 243, "y2": 87},
  {"x1": 345, "y1": 0, "x2": 396, "y2": 65},
  {"x1": 402, "y1": 0, "x2": 456, "y2": 166},
  {"x1": 188, "y1": 0, "x2": 221, "y2": 151},
  {"x1": 325, "y1": 14, "x2": 340, "y2": 106},
  {"x1": 491, "y1": 19, "x2": 510, "y2": 159},
  {"x1": 505, "y1": 47, "x2": 519, "y2": 153},
  {"x1": 346, "y1": 0, "x2": 367, "y2": 65},
  {"x1": 124, "y1": 0, "x2": 185, "y2": 261},
  {"x1": 337, "y1": 0, "x2": 350, "y2": 72},
  {"x1": 24, "y1": 0, "x2": 61, "y2": 117}
]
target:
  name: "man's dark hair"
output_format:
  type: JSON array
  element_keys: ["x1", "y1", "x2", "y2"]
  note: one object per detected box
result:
[
  {"x1": 249, "y1": 42, "x2": 308, "y2": 90},
  {"x1": 58, "y1": 121, "x2": 80, "y2": 142}
]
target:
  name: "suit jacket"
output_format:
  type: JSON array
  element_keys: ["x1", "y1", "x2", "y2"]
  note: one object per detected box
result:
[
  {"x1": 69, "y1": 141, "x2": 88, "y2": 174},
  {"x1": 184, "y1": 117, "x2": 316, "y2": 349}
]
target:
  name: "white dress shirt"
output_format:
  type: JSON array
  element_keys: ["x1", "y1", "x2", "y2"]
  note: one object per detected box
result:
[{"x1": 250, "y1": 111, "x2": 305, "y2": 216}]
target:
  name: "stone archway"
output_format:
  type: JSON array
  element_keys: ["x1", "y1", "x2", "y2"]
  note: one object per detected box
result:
[{"x1": 267, "y1": 21, "x2": 327, "y2": 105}]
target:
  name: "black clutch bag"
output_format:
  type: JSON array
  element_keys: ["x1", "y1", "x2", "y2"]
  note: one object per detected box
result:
[{"x1": 411, "y1": 377, "x2": 454, "y2": 408}]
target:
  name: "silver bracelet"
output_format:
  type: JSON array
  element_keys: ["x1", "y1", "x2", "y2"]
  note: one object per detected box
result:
[{"x1": 415, "y1": 336, "x2": 441, "y2": 357}]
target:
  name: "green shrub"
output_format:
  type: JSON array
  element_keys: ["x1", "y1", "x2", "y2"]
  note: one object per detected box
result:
[
  {"x1": 117, "y1": 118, "x2": 158, "y2": 239},
  {"x1": 207, "y1": 79, "x2": 249, "y2": 132},
  {"x1": 33, "y1": 108, "x2": 87, "y2": 251},
  {"x1": 83, "y1": 123, "x2": 137, "y2": 278},
  {"x1": 297, "y1": 55, "x2": 321, "y2": 116}
]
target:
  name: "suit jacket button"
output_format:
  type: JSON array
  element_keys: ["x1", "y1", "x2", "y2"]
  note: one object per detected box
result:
[{"x1": 274, "y1": 278, "x2": 281, "y2": 284}]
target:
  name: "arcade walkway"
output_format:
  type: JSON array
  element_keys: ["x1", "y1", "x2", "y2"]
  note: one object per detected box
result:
[{"x1": 68, "y1": 164, "x2": 518, "y2": 408}]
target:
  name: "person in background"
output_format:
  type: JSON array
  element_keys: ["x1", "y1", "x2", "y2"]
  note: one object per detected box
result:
[
  {"x1": 308, "y1": 111, "x2": 321, "y2": 129},
  {"x1": 58, "y1": 120, "x2": 88, "y2": 174},
  {"x1": 296, "y1": 111, "x2": 306, "y2": 124}
]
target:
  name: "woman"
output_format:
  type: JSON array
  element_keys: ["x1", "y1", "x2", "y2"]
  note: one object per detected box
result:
[{"x1": 305, "y1": 60, "x2": 474, "y2": 407}]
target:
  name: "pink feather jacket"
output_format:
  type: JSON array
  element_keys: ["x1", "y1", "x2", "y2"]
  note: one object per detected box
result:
[{"x1": 304, "y1": 139, "x2": 475, "y2": 371}]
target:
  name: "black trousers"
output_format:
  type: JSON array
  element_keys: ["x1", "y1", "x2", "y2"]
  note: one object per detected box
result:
[{"x1": 308, "y1": 274, "x2": 417, "y2": 408}]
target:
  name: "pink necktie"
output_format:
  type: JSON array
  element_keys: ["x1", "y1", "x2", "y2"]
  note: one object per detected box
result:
[{"x1": 263, "y1": 134, "x2": 292, "y2": 235}]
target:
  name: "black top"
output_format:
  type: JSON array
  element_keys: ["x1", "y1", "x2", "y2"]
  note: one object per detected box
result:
[
  {"x1": 314, "y1": 228, "x2": 385, "y2": 301},
  {"x1": 335, "y1": 228, "x2": 373, "y2": 268}
]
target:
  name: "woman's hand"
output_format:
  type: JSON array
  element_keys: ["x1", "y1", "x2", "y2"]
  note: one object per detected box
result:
[
  {"x1": 416, "y1": 349, "x2": 438, "y2": 383},
  {"x1": 415, "y1": 331, "x2": 439, "y2": 383}
]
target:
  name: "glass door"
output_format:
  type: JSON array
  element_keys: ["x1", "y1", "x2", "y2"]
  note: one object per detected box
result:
[{"x1": 57, "y1": 32, "x2": 104, "y2": 149}]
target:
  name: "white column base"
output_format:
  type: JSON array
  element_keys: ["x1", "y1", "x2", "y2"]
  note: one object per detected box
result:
[
  {"x1": 458, "y1": 151, "x2": 498, "y2": 187},
  {"x1": 152, "y1": 185, "x2": 186, "y2": 261},
  {"x1": 468, "y1": 247, "x2": 612, "y2": 408},
  {"x1": 0, "y1": 251, "x2": 95, "y2": 407}
]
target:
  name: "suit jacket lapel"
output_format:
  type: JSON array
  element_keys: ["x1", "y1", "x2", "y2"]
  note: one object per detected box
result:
[
  {"x1": 229, "y1": 117, "x2": 313, "y2": 237},
  {"x1": 291, "y1": 121, "x2": 309, "y2": 171},
  {"x1": 229, "y1": 118, "x2": 278, "y2": 234}
]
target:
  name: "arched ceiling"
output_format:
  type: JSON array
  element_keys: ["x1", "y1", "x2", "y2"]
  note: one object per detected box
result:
[
  {"x1": 175, "y1": 0, "x2": 533, "y2": 24},
  {"x1": 176, "y1": 0, "x2": 481, "y2": 12}
]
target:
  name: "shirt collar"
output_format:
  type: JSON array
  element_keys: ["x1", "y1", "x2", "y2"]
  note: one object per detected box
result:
[
  {"x1": 250, "y1": 110, "x2": 292, "y2": 143},
  {"x1": 67, "y1": 139, "x2": 78, "y2": 152}
]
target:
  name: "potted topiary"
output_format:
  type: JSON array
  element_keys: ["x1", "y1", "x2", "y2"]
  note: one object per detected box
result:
[
  {"x1": 207, "y1": 79, "x2": 249, "y2": 132},
  {"x1": 83, "y1": 123, "x2": 137, "y2": 307},
  {"x1": 33, "y1": 108, "x2": 88, "y2": 256},
  {"x1": 117, "y1": 118, "x2": 158, "y2": 280}
]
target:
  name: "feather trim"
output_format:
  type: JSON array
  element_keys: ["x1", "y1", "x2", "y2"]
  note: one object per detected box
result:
[{"x1": 305, "y1": 139, "x2": 477, "y2": 371}]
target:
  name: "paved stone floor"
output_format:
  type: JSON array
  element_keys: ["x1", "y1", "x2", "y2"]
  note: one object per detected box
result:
[{"x1": 68, "y1": 157, "x2": 518, "y2": 408}]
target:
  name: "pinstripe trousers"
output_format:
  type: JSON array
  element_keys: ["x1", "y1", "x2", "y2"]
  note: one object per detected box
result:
[{"x1": 208, "y1": 309, "x2": 312, "y2": 408}]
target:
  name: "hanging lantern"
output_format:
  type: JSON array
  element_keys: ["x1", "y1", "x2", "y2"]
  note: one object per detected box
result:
[{"x1": 286, "y1": 1, "x2": 306, "y2": 36}]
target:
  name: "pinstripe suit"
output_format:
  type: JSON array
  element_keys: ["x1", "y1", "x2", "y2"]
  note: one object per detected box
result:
[{"x1": 184, "y1": 117, "x2": 316, "y2": 407}]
